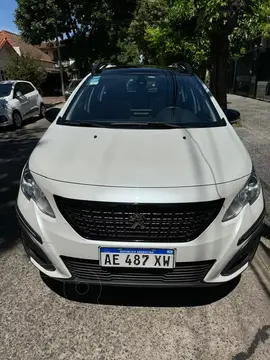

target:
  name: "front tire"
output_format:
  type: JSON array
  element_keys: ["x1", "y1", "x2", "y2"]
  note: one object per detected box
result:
[
  {"x1": 12, "y1": 111, "x2": 22, "y2": 128},
  {"x1": 39, "y1": 103, "x2": 46, "y2": 119}
]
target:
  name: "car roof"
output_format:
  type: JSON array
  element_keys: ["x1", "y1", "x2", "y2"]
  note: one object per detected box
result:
[
  {"x1": 101, "y1": 66, "x2": 192, "y2": 75},
  {"x1": 0, "y1": 80, "x2": 15, "y2": 84},
  {"x1": 92, "y1": 63, "x2": 194, "y2": 77},
  {"x1": 0, "y1": 80, "x2": 33, "y2": 84}
]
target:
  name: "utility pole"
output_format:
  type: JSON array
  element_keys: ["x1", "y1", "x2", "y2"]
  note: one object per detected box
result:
[{"x1": 55, "y1": 24, "x2": 65, "y2": 97}]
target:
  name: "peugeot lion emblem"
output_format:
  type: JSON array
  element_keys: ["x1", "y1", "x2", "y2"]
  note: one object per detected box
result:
[{"x1": 130, "y1": 213, "x2": 146, "y2": 229}]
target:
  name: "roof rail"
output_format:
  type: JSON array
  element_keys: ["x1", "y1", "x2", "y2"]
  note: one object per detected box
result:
[
  {"x1": 169, "y1": 62, "x2": 193, "y2": 74},
  {"x1": 91, "y1": 62, "x2": 117, "y2": 74}
]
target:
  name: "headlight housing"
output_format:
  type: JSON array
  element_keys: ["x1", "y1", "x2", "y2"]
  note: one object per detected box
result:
[
  {"x1": 222, "y1": 168, "x2": 261, "y2": 222},
  {"x1": 20, "y1": 162, "x2": 55, "y2": 218}
]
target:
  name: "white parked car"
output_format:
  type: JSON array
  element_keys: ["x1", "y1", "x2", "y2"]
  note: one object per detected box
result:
[
  {"x1": 0, "y1": 80, "x2": 45, "y2": 128},
  {"x1": 17, "y1": 64, "x2": 265, "y2": 287}
]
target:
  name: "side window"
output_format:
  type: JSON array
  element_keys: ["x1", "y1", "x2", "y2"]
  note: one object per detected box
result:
[
  {"x1": 22, "y1": 83, "x2": 35, "y2": 94},
  {"x1": 14, "y1": 83, "x2": 24, "y2": 96}
]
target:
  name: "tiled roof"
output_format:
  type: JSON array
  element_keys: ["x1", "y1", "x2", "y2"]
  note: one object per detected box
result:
[
  {"x1": 39, "y1": 41, "x2": 57, "y2": 49},
  {"x1": 0, "y1": 30, "x2": 54, "y2": 63}
]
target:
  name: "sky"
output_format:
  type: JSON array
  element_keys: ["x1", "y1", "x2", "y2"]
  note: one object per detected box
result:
[{"x1": 0, "y1": 0, "x2": 19, "y2": 33}]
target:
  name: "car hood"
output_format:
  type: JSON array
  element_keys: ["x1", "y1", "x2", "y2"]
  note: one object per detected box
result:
[{"x1": 29, "y1": 124, "x2": 252, "y2": 188}]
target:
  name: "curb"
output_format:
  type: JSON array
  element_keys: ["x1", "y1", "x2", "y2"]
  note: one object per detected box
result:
[
  {"x1": 45, "y1": 101, "x2": 64, "y2": 109},
  {"x1": 252, "y1": 238, "x2": 270, "y2": 295}
]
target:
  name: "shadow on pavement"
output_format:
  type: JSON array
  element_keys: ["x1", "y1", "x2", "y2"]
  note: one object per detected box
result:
[
  {"x1": 0, "y1": 119, "x2": 47, "y2": 251},
  {"x1": 262, "y1": 222, "x2": 270, "y2": 240},
  {"x1": 42, "y1": 274, "x2": 240, "y2": 307}
]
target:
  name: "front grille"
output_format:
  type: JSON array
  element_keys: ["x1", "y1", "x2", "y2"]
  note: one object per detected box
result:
[
  {"x1": 55, "y1": 196, "x2": 224, "y2": 242},
  {"x1": 61, "y1": 256, "x2": 215, "y2": 286}
]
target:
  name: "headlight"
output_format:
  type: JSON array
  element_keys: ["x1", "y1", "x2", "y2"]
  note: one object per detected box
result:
[
  {"x1": 20, "y1": 162, "x2": 55, "y2": 218},
  {"x1": 222, "y1": 168, "x2": 261, "y2": 222}
]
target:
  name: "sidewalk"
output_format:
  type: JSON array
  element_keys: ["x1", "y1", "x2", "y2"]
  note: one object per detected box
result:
[
  {"x1": 43, "y1": 96, "x2": 65, "y2": 108},
  {"x1": 228, "y1": 94, "x2": 270, "y2": 224},
  {"x1": 228, "y1": 94, "x2": 270, "y2": 293}
]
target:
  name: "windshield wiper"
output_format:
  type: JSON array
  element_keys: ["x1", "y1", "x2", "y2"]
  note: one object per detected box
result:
[
  {"x1": 62, "y1": 121, "x2": 105, "y2": 127},
  {"x1": 147, "y1": 122, "x2": 183, "y2": 128},
  {"x1": 109, "y1": 122, "x2": 183, "y2": 128}
]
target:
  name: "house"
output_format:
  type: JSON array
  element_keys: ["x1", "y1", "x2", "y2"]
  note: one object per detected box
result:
[
  {"x1": 38, "y1": 41, "x2": 79, "y2": 79},
  {"x1": 0, "y1": 30, "x2": 57, "y2": 81},
  {"x1": 38, "y1": 41, "x2": 58, "y2": 62}
]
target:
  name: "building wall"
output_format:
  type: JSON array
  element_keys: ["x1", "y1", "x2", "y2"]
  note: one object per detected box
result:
[
  {"x1": 40, "y1": 48, "x2": 57, "y2": 62},
  {"x1": 41, "y1": 60, "x2": 55, "y2": 70},
  {"x1": 0, "y1": 44, "x2": 56, "y2": 81}
]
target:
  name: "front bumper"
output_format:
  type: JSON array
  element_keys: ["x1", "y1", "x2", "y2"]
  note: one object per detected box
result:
[
  {"x1": 0, "y1": 114, "x2": 12, "y2": 127},
  {"x1": 16, "y1": 176, "x2": 265, "y2": 287}
]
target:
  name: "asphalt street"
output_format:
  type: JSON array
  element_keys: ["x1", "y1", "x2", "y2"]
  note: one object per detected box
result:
[{"x1": 0, "y1": 100, "x2": 269, "y2": 360}]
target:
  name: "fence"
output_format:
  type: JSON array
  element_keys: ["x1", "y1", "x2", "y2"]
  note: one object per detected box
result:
[{"x1": 228, "y1": 39, "x2": 270, "y2": 102}]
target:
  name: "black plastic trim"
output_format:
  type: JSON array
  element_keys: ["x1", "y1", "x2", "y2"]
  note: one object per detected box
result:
[
  {"x1": 51, "y1": 276, "x2": 222, "y2": 288},
  {"x1": 59, "y1": 256, "x2": 216, "y2": 287},
  {"x1": 20, "y1": 229, "x2": 55, "y2": 271},
  {"x1": 237, "y1": 209, "x2": 265, "y2": 245},
  {"x1": 16, "y1": 205, "x2": 42, "y2": 244},
  {"x1": 54, "y1": 197, "x2": 224, "y2": 242},
  {"x1": 221, "y1": 235, "x2": 261, "y2": 276}
]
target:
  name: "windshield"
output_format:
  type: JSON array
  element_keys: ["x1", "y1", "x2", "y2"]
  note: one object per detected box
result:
[
  {"x1": 0, "y1": 83, "x2": 13, "y2": 97},
  {"x1": 61, "y1": 71, "x2": 224, "y2": 128}
]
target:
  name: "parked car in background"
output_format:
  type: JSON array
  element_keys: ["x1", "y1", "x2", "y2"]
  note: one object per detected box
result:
[
  {"x1": 0, "y1": 80, "x2": 45, "y2": 128},
  {"x1": 17, "y1": 64, "x2": 265, "y2": 288},
  {"x1": 64, "y1": 79, "x2": 82, "y2": 101}
]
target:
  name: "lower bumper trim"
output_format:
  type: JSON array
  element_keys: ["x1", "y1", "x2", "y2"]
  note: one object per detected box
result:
[
  {"x1": 20, "y1": 230, "x2": 56, "y2": 271},
  {"x1": 16, "y1": 206, "x2": 42, "y2": 244},
  {"x1": 221, "y1": 235, "x2": 261, "y2": 276},
  {"x1": 237, "y1": 209, "x2": 265, "y2": 245},
  {"x1": 60, "y1": 256, "x2": 216, "y2": 287},
  {"x1": 16, "y1": 206, "x2": 55, "y2": 271}
]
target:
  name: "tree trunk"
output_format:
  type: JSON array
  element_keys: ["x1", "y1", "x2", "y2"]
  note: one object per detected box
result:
[
  {"x1": 196, "y1": 61, "x2": 207, "y2": 82},
  {"x1": 209, "y1": 34, "x2": 229, "y2": 109}
]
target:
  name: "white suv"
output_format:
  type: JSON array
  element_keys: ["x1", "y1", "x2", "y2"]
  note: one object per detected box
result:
[
  {"x1": 0, "y1": 80, "x2": 45, "y2": 128},
  {"x1": 16, "y1": 64, "x2": 265, "y2": 287}
]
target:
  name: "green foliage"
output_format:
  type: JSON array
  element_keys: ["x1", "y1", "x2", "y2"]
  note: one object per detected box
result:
[
  {"x1": 129, "y1": 0, "x2": 270, "y2": 106},
  {"x1": 130, "y1": 0, "x2": 270, "y2": 66},
  {"x1": 117, "y1": 39, "x2": 140, "y2": 64},
  {"x1": 15, "y1": 0, "x2": 270, "y2": 104},
  {"x1": 4, "y1": 54, "x2": 47, "y2": 88},
  {"x1": 15, "y1": 0, "x2": 137, "y2": 76}
]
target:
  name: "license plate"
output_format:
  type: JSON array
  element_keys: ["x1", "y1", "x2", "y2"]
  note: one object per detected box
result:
[{"x1": 99, "y1": 248, "x2": 175, "y2": 269}]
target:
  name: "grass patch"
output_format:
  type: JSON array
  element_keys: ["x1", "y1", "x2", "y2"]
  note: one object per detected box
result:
[{"x1": 232, "y1": 120, "x2": 242, "y2": 128}]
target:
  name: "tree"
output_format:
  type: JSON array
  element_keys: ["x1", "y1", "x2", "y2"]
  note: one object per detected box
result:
[
  {"x1": 15, "y1": 0, "x2": 137, "y2": 76},
  {"x1": 5, "y1": 54, "x2": 47, "y2": 89},
  {"x1": 130, "y1": 0, "x2": 270, "y2": 108},
  {"x1": 117, "y1": 39, "x2": 140, "y2": 64}
]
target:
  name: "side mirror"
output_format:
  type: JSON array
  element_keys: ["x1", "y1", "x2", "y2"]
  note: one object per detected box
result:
[
  {"x1": 45, "y1": 107, "x2": 61, "y2": 123},
  {"x1": 15, "y1": 91, "x2": 23, "y2": 98},
  {"x1": 223, "y1": 109, "x2": 240, "y2": 124}
]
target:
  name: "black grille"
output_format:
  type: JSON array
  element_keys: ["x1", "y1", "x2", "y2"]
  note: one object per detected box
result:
[
  {"x1": 55, "y1": 196, "x2": 224, "y2": 242},
  {"x1": 61, "y1": 256, "x2": 215, "y2": 286}
]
